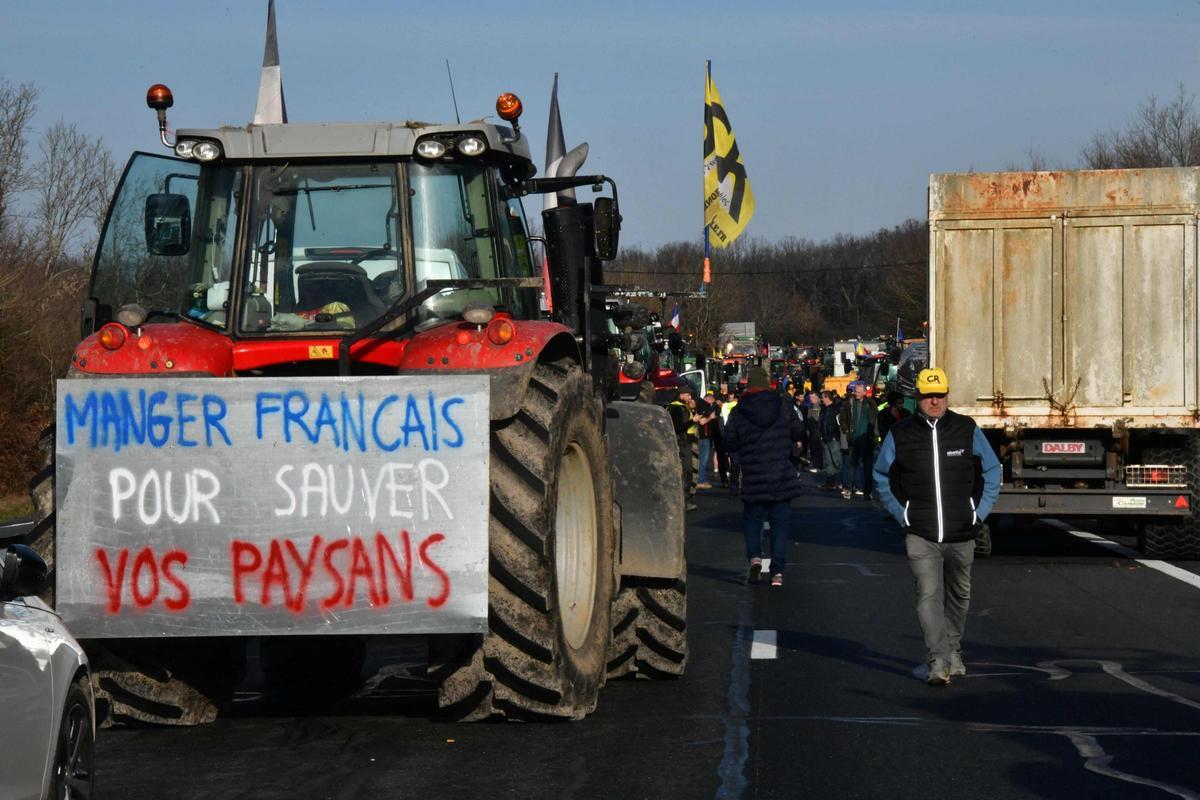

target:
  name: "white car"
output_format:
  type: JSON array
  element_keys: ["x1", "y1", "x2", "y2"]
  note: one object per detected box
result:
[{"x1": 0, "y1": 544, "x2": 94, "y2": 800}]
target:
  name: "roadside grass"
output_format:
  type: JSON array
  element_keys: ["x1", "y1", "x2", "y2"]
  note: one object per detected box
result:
[{"x1": 0, "y1": 494, "x2": 33, "y2": 523}]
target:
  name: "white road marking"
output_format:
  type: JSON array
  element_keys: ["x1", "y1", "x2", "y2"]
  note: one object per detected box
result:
[
  {"x1": 715, "y1": 600, "x2": 753, "y2": 800},
  {"x1": 750, "y1": 630, "x2": 778, "y2": 660},
  {"x1": 1057, "y1": 526, "x2": 1200, "y2": 591}
]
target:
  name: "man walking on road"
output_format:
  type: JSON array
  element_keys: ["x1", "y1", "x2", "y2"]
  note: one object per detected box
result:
[
  {"x1": 839, "y1": 382, "x2": 877, "y2": 497},
  {"x1": 872, "y1": 368, "x2": 1001, "y2": 686},
  {"x1": 725, "y1": 366, "x2": 805, "y2": 587}
]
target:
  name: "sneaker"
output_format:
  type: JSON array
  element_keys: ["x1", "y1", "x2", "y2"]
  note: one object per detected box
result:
[
  {"x1": 770, "y1": 573, "x2": 783, "y2": 587},
  {"x1": 841, "y1": 489, "x2": 852, "y2": 500},
  {"x1": 926, "y1": 658, "x2": 950, "y2": 686},
  {"x1": 854, "y1": 490, "x2": 865, "y2": 497},
  {"x1": 807, "y1": 467, "x2": 820, "y2": 473},
  {"x1": 696, "y1": 482, "x2": 713, "y2": 489},
  {"x1": 747, "y1": 558, "x2": 762, "y2": 585},
  {"x1": 948, "y1": 652, "x2": 966, "y2": 677},
  {"x1": 686, "y1": 502, "x2": 698, "y2": 511}
]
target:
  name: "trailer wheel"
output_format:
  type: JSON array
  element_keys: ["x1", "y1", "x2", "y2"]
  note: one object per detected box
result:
[
  {"x1": 606, "y1": 575, "x2": 688, "y2": 680},
  {"x1": 431, "y1": 357, "x2": 615, "y2": 720},
  {"x1": 1141, "y1": 437, "x2": 1200, "y2": 560}
]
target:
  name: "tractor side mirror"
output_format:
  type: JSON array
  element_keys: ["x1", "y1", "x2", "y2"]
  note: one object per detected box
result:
[
  {"x1": 0, "y1": 545, "x2": 48, "y2": 601},
  {"x1": 144, "y1": 193, "x2": 191, "y2": 256},
  {"x1": 593, "y1": 196, "x2": 620, "y2": 261}
]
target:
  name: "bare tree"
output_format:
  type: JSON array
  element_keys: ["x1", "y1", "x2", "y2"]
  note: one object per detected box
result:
[
  {"x1": 32, "y1": 121, "x2": 115, "y2": 273},
  {"x1": 0, "y1": 77, "x2": 39, "y2": 238},
  {"x1": 1081, "y1": 83, "x2": 1200, "y2": 169}
]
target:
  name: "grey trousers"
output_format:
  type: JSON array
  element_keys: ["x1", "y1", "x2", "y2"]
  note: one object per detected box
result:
[{"x1": 905, "y1": 534, "x2": 975, "y2": 662}]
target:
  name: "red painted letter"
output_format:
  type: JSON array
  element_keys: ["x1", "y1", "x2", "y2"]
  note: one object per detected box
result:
[
  {"x1": 321, "y1": 539, "x2": 349, "y2": 610},
  {"x1": 161, "y1": 550, "x2": 191, "y2": 611},
  {"x1": 283, "y1": 536, "x2": 323, "y2": 614},
  {"x1": 344, "y1": 536, "x2": 381, "y2": 608},
  {"x1": 95, "y1": 548, "x2": 130, "y2": 614},
  {"x1": 260, "y1": 539, "x2": 295, "y2": 608},
  {"x1": 130, "y1": 547, "x2": 159, "y2": 609},
  {"x1": 374, "y1": 531, "x2": 413, "y2": 605},
  {"x1": 231, "y1": 540, "x2": 263, "y2": 604},
  {"x1": 418, "y1": 533, "x2": 451, "y2": 608}
]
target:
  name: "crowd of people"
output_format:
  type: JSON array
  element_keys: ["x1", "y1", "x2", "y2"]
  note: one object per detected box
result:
[
  {"x1": 659, "y1": 363, "x2": 1001, "y2": 685},
  {"x1": 664, "y1": 371, "x2": 914, "y2": 506}
]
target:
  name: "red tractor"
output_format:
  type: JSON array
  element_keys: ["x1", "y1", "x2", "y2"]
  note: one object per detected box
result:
[{"x1": 29, "y1": 84, "x2": 686, "y2": 725}]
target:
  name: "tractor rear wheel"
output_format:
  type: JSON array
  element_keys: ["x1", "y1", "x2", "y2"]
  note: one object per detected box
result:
[
  {"x1": 431, "y1": 357, "x2": 616, "y2": 720},
  {"x1": 606, "y1": 574, "x2": 688, "y2": 680}
]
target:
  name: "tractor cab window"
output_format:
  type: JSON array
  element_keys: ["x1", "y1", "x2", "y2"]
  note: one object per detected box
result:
[
  {"x1": 92, "y1": 153, "x2": 240, "y2": 326},
  {"x1": 410, "y1": 162, "x2": 532, "y2": 321},
  {"x1": 239, "y1": 162, "x2": 404, "y2": 333}
]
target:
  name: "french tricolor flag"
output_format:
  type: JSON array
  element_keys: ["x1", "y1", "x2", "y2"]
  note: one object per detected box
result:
[{"x1": 670, "y1": 303, "x2": 681, "y2": 330}]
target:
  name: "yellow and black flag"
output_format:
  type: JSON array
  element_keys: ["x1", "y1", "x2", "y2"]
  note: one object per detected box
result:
[{"x1": 703, "y1": 64, "x2": 755, "y2": 248}]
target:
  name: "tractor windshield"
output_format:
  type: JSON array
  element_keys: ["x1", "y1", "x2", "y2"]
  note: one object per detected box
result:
[
  {"x1": 92, "y1": 152, "x2": 241, "y2": 326},
  {"x1": 91, "y1": 154, "x2": 536, "y2": 336},
  {"x1": 239, "y1": 160, "x2": 535, "y2": 333}
]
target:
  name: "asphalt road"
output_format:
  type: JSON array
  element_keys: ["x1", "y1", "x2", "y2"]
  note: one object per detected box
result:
[{"x1": 72, "y1": 480, "x2": 1200, "y2": 798}]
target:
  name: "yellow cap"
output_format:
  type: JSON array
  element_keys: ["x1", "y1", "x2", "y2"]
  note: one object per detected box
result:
[{"x1": 916, "y1": 367, "x2": 949, "y2": 395}]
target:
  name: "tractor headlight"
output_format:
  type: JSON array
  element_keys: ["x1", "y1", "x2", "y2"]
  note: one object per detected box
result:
[
  {"x1": 416, "y1": 139, "x2": 447, "y2": 159},
  {"x1": 192, "y1": 141, "x2": 222, "y2": 162},
  {"x1": 456, "y1": 136, "x2": 487, "y2": 157},
  {"x1": 174, "y1": 140, "x2": 195, "y2": 158}
]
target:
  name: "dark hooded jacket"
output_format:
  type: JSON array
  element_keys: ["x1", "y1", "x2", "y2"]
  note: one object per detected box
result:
[{"x1": 724, "y1": 388, "x2": 805, "y2": 503}]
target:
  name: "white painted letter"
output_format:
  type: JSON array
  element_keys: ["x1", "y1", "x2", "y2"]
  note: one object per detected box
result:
[
  {"x1": 419, "y1": 458, "x2": 453, "y2": 521},
  {"x1": 137, "y1": 470, "x2": 163, "y2": 525},
  {"x1": 109, "y1": 468, "x2": 136, "y2": 521},
  {"x1": 274, "y1": 465, "x2": 297, "y2": 517},
  {"x1": 190, "y1": 468, "x2": 221, "y2": 524},
  {"x1": 300, "y1": 463, "x2": 328, "y2": 517}
]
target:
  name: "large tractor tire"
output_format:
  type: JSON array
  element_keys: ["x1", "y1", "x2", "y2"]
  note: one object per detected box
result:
[
  {"x1": 1140, "y1": 436, "x2": 1200, "y2": 560},
  {"x1": 430, "y1": 357, "x2": 616, "y2": 720},
  {"x1": 27, "y1": 426, "x2": 56, "y2": 605},
  {"x1": 28, "y1": 425, "x2": 242, "y2": 726},
  {"x1": 606, "y1": 574, "x2": 688, "y2": 680}
]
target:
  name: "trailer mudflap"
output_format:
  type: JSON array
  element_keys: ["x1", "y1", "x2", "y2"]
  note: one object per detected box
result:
[
  {"x1": 605, "y1": 401, "x2": 685, "y2": 579},
  {"x1": 995, "y1": 485, "x2": 1191, "y2": 516}
]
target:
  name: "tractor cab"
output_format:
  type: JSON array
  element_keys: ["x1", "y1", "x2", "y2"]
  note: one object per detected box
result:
[{"x1": 83, "y1": 113, "x2": 550, "y2": 378}]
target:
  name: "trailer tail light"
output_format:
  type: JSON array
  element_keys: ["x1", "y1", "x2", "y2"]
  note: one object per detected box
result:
[
  {"x1": 1125, "y1": 465, "x2": 1188, "y2": 487},
  {"x1": 486, "y1": 318, "x2": 515, "y2": 345},
  {"x1": 98, "y1": 323, "x2": 127, "y2": 350},
  {"x1": 1175, "y1": 495, "x2": 1190, "y2": 510}
]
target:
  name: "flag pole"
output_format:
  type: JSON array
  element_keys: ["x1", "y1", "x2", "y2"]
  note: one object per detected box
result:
[{"x1": 702, "y1": 60, "x2": 712, "y2": 285}]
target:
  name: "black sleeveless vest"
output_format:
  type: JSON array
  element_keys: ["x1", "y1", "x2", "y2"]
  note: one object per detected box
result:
[{"x1": 885, "y1": 409, "x2": 981, "y2": 543}]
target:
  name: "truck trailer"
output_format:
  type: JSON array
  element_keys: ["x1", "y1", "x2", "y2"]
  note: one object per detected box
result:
[{"x1": 929, "y1": 168, "x2": 1200, "y2": 559}]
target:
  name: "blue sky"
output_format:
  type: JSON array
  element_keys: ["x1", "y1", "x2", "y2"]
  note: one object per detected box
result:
[{"x1": 4, "y1": 1, "x2": 1200, "y2": 249}]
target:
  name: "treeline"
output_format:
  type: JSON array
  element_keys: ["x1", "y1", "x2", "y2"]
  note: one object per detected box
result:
[
  {"x1": 607, "y1": 220, "x2": 928, "y2": 352},
  {"x1": 0, "y1": 76, "x2": 116, "y2": 494},
  {"x1": 2, "y1": 75, "x2": 1200, "y2": 497}
]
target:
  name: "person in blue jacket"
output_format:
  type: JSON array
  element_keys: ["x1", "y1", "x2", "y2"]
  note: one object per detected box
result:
[
  {"x1": 873, "y1": 367, "x2": 1001, "y2": 686},
  {"x1": 724, "y1": 366, "x2": 805, "y2": 587}
]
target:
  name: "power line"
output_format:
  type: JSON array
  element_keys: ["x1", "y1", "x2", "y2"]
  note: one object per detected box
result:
[{"x1": 604, "y1": 259, "x2": 925, "y2": 277}]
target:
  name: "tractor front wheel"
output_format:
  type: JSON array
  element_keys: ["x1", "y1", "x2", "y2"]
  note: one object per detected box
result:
[{"x1": 432, "y1": 358, "x2": 616, "y2": 720}]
